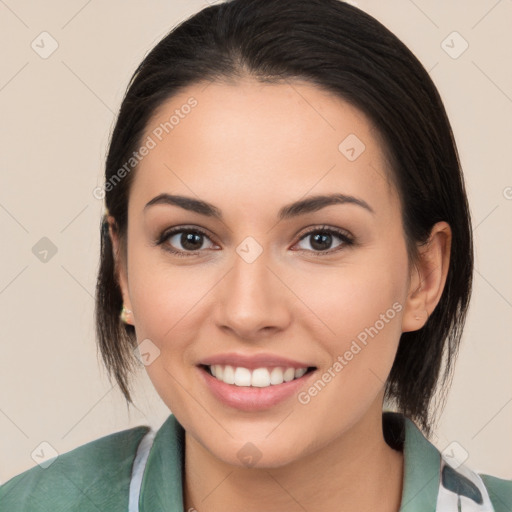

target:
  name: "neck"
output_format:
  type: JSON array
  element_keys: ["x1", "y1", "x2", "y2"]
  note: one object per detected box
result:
[{"x1": 183, "y1": 404, "x2": 404, "y2": 512}]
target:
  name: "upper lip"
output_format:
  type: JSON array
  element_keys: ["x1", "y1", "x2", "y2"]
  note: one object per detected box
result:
[{"x1": 199, "y1": 352, "x2": 315, "y2": 370}]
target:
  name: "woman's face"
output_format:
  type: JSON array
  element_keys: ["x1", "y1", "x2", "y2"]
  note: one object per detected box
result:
[{"x1": 113, "y1": 78, "x2": 419, "y2": 467}]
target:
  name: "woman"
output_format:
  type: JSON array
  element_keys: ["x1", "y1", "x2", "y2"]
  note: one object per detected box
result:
[{"x1": 1, "y1": 0, "x2": 510, "y2": 510}]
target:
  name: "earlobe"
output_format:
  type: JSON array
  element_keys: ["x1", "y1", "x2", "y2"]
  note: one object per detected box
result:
[
  {"x1": 107, "y1": 215, "x2": 134, "y2": 325},
  {"x1": 401, "y1": 221, "x2": 452, "y2": 333}
]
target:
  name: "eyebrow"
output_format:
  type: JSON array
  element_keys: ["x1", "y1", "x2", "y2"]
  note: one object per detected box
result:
[{"x1": 144, "y1": 192, "x2": 375, "y2": 220}]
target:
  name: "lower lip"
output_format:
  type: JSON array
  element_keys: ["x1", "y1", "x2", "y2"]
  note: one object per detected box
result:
[{"x1": 198, "y1": 366, "x2": 316, "y2": 411}]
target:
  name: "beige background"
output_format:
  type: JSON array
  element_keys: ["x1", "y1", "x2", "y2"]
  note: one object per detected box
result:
[{"x1": 0, "y1": 0, "x2": 511, "y2": 483}]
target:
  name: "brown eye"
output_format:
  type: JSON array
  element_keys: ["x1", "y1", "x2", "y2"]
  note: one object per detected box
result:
[
  {"x1": 156, "y1": 227, "x2": 217, "y2": 257},
  {"x1": 294, "y1": 227, "x2": 354, "y2": 255}
]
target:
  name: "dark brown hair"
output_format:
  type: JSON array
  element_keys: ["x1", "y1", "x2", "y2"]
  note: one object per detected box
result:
[{"x1": 95, "y1": 0, "x2": 473, "y2": 436}]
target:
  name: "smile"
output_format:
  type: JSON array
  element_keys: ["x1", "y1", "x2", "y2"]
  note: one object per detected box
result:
[
  {"x1": 198, "y1": 363, "x2": 318, "y2": 411},
  {"x1": 204, "y1": 364, "x2": 315, "y2": 387}
]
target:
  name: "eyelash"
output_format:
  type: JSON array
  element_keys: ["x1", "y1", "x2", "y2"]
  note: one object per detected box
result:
[{"x1": 154, "y1": 225, "x2": 355, "y2": 258}]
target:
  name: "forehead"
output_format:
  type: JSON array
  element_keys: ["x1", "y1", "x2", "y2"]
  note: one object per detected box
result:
[{"x1": 130, "y1": 78, "x2": 398, "y2": 221}]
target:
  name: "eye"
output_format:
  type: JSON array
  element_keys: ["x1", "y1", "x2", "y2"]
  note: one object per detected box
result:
[
  {"x1": 156, "y1": 226, "x2": 217, "y2": 257},
  {"x1": 155, "y1": 224, "x2": 355, "y2": 258},
  {"x1": 293, "y1": 226, "x2": 354, "y2": 256}
]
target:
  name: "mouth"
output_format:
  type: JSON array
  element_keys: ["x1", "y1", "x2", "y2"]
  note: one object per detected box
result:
[{"x1": 199, "y1": 364, "x2": 317, "y2": 388}]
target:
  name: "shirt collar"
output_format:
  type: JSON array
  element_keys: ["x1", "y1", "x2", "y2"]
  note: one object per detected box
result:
[
  {"x1": 389, "y1": 412, "x2": 442, "y2": 511},
  {"x1": 139, "y1": 413, "x2": 185, "y2": 511},
  {"x1": 139, "y1": 411, "x2": 442, "y2": 511}
]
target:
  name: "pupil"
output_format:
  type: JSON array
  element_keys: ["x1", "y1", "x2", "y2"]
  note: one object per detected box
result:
[
  {"x1": 182, "y1": 232, "x2": 202, "y2": 250},
  {"x1": 311, "y1": 232, "x2": 331, "y2": 251}
]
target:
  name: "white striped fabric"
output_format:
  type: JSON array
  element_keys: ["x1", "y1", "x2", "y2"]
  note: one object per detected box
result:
[{"x1": 128, "y1": 429, "x2": 157, "y2": 512}]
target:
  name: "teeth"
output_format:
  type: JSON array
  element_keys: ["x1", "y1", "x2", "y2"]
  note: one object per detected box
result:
[
  {"x1": 223, "y1": 365, "x2": 235, "y2": 384},
  {"x1": 283, "y1": 367, "x2": 295, "y2": 382},
  {"x1": 234, "y1": 367, "x2": 252, "y2": 386},
  {"x1": 207, "y1": 365, "x2": 310, "y2": 387},
  {"x1": 251, "y1": 368, "x2": 270, "y2": 387},
  {"x1": 294, "y1": 367, "x2": 307, "y2": 378}
]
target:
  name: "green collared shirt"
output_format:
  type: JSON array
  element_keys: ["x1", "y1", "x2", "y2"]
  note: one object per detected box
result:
[{"x1": 1, "y1": 412, "x2": 510, "y2": 511}]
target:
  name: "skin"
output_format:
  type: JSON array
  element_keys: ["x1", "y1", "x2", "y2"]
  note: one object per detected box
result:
[{"x1": 108, "y1": 78, "x2": 451, "y2": 512}]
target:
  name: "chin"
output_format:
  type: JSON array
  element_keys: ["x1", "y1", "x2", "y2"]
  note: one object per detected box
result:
[{"x1": 204, "y1": 435, "x2": 308, "y2": 470}]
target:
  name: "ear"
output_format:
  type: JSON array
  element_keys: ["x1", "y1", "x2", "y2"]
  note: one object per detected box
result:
[
  {"x1": 107, "y1": 215, "x2": 134, "y2": 325},
  {"x1": 401, "y1": 221, "x2": 452, "y2": 332}
]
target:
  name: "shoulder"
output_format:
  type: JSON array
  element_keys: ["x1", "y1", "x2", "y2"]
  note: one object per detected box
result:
[
  {"x1": 0, "y1": 424, "x2": 150, "y2": 512},
  {"x1": 479, "y1": 472, "x2": 512, "y2": 512},
  {"x1": 392, "y1": 412, "x2": 512, "y2": 511}
]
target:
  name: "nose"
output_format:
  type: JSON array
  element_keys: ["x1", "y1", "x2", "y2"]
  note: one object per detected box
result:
[{"x1": 214, "y1": 249, "x2": 291, "y2": 342}]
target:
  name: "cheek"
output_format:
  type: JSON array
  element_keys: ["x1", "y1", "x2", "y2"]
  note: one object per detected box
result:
[
  {"x1": 294, "y1": 243, "x2": 408, "y2": 380},
  {"x1": 126, "y1": 245, "x2": 216, "y2": 354},
  {"x1": 127, "y1": 252, "x2": 213, "y2": 410},
  {"x1": 302, "y1": 255, "x2": 406, "y2": 339},
  {"x1": 289, "y1": 260, "x2": 406, "y2": 425}
]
